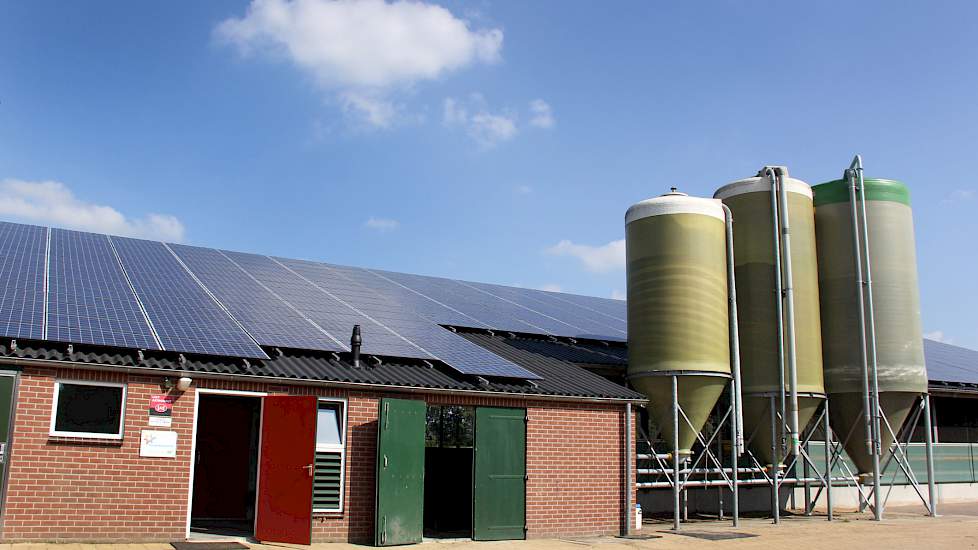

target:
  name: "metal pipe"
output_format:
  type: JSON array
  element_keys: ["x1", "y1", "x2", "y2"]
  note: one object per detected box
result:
[
  {"x1": 625, "y1": 402, "x2": 633, "y2": 534},
  {"x1": 770, "y1": 395, "x2": 780, "y2": 524},
  {"x1": 775, "y1": 168, "x2": 801, "y2": 455},
  {"x1": 853, "y1": 158, "x2": 884, "y2": 521},
  {"x1": 923, "y1": 394, "x2": 938, "y2": 517},
  {"x1": 638, "y1": 477, "x2": 856, "y2": 489},
  {"x1": 672, "y1": 375, "x2": 681, "y2": 531},
  {"x1": 730, "y1": 381, "x2": 739, "y2": 527},
  {"x1": 721, "y1": 203, "x2": 745, "y2": 453},
  {"x1": 824, "y1": 399, "x2": 833, "y2": 521},
  {"x1": 637, "y1": 453, "x2": 672, "y2": 461},
  {"x1": 767, "y1": 167, "x2": 788, "y2": 462},
  {"x1": 638, "y1": 467, "x2": 765, "y2": 475},
  {"x1": 846, "y1": 165, "x2": 876, "y2": 462}
]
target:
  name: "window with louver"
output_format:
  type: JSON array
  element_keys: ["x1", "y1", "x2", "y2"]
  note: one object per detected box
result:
[{"x1": 313, "y1": 400, "x2": 346, "y2": 512}]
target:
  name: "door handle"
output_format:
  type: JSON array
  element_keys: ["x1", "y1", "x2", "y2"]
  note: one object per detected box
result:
[{"x1": 303, "y1": 464, "x2": 314, "y2": 477}]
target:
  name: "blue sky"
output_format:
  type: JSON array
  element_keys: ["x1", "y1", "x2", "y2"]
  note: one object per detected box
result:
[{"x1": 2, "y1": 1, "x2": 977, "y2": 349}]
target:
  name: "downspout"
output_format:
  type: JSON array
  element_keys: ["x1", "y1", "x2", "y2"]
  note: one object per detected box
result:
[
  {"x1": 625, "y1": 402, "x2": 633, "y2": 535},
  {"x1": 720, "y1": 203, "x2": 744, "y2": 454},
  {"x1": 776, "y1": 167, "x2": 801, "y2": 455}
]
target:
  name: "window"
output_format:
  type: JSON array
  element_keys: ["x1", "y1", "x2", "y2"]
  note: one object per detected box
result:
[
  {"x1": 313, "y1": 399, "x2": 346, "y2": 513},
  {"x1": 426, "y1": 405, "x2": 474, "y2": 448},
  {"x1": 50, "y1": 380, "x2": 126, "y2": 439}
]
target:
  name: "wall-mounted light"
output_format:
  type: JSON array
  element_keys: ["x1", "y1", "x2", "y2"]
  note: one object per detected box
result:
[{"x1": 161, "y1": 376, "x2": 193, "y2": 392}]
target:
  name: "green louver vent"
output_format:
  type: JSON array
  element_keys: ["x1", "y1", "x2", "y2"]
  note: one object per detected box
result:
[{"x1": 313, "y1": 451, "x2": 343, "y2": 511}]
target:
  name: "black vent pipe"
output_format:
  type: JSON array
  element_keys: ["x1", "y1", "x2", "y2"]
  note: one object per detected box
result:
[{"x1": 351, "y1": 325, "x2": 362, "y2": 368}]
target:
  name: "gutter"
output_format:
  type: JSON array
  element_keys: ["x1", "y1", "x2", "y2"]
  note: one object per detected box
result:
[{"x1": 0, "y1": 355, "x2": 648, "y2": 405}]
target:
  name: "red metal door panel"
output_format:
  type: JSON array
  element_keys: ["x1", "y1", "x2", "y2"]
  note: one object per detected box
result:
[{"x1": 255, "y1": 395, "x2": 317, "y2": 544}]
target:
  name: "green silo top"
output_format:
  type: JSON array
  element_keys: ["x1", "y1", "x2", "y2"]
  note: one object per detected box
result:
[{"x1": 813, "y1": 178, "x2": 911, "y2": 207}]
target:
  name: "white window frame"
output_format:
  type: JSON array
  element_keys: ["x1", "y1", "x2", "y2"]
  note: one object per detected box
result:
[
  {"x1": 49, "y1": 379, "x2": 127, "y2": 440},
  {"x1": 313, "y1": 397, "x2": 347, "y2": 513}
]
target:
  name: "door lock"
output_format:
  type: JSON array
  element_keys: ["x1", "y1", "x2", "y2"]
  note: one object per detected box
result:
[{"x1": 303, "y1": 464, "x2": 314, "y2": 477}]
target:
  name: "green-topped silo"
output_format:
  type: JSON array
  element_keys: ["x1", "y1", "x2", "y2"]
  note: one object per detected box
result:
[
  {"x1": 714, "y1": 171, "x2": 825, "y2": 466},
  {"x1": 813, "y1": 178, "x2": 928, "y2": 474},
  {"x1": 626, "y1": 190, "x2": 732, "y2": 457}
]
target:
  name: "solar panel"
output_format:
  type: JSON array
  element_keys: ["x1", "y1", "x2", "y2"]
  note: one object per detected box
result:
[
  {"x1": 0, "y1": 222, "x2": 47, "y2": 340},
  {"x1": 463, "y1": 281, "x2": 627, "y2": 340},
  {"x1": 169, "y1": 244, "x2": 347, "y2": 352},
  {"x1": 46, "y1": 229, "x2": 160, "y2": 349},
  {"x1": 924, "y1": 339, "x2": 976, "y2": 385},
  {"x1": 111, "y1": 237, "x2": 268, "y2": 359},
  {"x1": 277, "y1": 259, "x2": 541, "y2": 379}
]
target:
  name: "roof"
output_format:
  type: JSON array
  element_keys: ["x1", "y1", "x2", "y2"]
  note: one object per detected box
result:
[
  {"x1": 924, "y1": 339, "x2": 978, "y2": 390},
  {"x1": 0, "y1": 334, "x2": 645, "y2": 402}
]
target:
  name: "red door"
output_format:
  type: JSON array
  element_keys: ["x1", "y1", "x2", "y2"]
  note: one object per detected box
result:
[{"x1": 255, "y1": 395, "x2": 317, "y2": 544}]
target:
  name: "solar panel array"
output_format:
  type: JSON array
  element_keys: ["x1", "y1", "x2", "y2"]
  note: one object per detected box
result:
[
  {"x1": 111, "y1": 237, "x2": 268, "y2": 359},
  {"x1": 0, "y1": 221, "x2": 631, "y2": 379},
  {"x1": 0, "y1": 222, "x2": 47, "y2": 340},
  {"x1": 46, "y1": 229, "x2": 159, "y2": 349}
]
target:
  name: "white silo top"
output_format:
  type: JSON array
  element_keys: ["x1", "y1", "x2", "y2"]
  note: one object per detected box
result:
[
  {"x1": 625, "y1": 190, "x2": 725, "y2": 224},
  {"x1": 714, "y1": 173, "x2": 813, "y2": 200}
]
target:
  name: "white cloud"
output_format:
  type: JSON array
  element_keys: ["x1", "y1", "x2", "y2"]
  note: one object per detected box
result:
[
  {"x1": 0, "y1": 179, "x2": 185, "y2": 241},
  {"x1": 515, "y1": 185, "x2": 533, "y2": 195},
  {"x1": 443, "y1": 95, "x2": 517, "y2": 148},
  {"x1": 610, "y1": 289, "x2": 625, "y2": 300},
  {"x1": 364, "y1": 216, "x2": 400, "y2": 232},
  {"x1": 528, "y1": 99, "x2": 554, "y2": 128},
  {"x1": 537, "y1": 283, "x2": 562, "y2": 293},
  {"x1": 924, "y1": 330, "x2": 953, "y2": 344},
  {"x1": 216, "y1": 0, "x2": 503, "y2": 127},
  {"x1": 546, "y1": 238, "x2": 625, "y2": 273}
]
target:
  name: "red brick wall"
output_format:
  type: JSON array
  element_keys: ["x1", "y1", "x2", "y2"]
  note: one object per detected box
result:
[{"x1": 0, "y1": 366, "x2": 631, "y2": 542}]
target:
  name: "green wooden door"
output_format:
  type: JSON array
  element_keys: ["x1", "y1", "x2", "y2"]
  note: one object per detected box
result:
[
  {"x1": 0, "y1": 373, "x2": 16, "y2": 506},
  {"x1": 375, "y1": 398, "x2": 426, "y2": 546},
  {"x1": 473, "y1": 407, "x2": 526, "y2": 541}
]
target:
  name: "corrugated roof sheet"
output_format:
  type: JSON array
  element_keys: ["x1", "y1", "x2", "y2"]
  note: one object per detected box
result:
[{"x1": 0, "y1": 338, "x2": 645, "y2": 401}]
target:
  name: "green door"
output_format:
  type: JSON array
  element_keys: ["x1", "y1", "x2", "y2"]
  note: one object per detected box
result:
[
  {"x1": 473, "y1": 407, "x2": 526, "y2": 541},
  {"x1": 375, "y1": 398, "x2": 425, "y2": 546},
  {"x1": 0, "y1": 373, "x2": 16, "y2": 506}
]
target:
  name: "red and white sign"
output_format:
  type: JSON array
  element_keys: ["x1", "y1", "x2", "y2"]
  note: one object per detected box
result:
[{"x1": 149, "y1": 395, "x2": 175, "y2": 416}]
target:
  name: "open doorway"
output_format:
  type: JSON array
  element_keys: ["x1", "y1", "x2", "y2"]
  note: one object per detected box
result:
[
  {"x1": 190, "y1": 393, "x2": 261, "y2": 539},
  {"x1": 423, "y1": 405, "x2": 474, "y2": 539}
]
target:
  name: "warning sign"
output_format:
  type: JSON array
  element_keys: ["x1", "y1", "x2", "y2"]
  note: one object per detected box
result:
[{"x1": 149, "y1": 395, "x2": 174, "y2": 417}]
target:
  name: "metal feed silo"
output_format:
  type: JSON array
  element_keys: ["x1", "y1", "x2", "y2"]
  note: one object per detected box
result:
[
  {"x1": 715, "y1": 171, "x2": 825, "y2": 466},
  {"x1": 626, "y1": 190, "x2": 732, "y2": 457},
  {"x1": 813, "y1": 177, "x2": 928, "y2": 475}
]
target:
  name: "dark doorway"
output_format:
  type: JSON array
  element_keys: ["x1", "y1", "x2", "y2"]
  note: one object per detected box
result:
[
  {"x1": 191, "y1": 394, "x2": 261, "y2": 538},
  {"x1": 423, "y1": 405, "x2": 474, "y2": 538}
]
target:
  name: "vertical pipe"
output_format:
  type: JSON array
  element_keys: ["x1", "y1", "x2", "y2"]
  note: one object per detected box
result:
[
  {"x1": 770, "y1": 395, "x2": 780, "y2": 524},
  {"x1": 803, "y1": 447, "x2": 811, "y2": 514},
  {"x1": 769, "y1": 169, "x2": 787, "y2": 462},
  {"x1": 731, "y1": 381, "x2": 740, "y2": 527},
  {"x1": 924, "y1": 394, "x2": 938, "y2": 517},
  {"x1": 625, "y1": 402, "x2": 633, "y2": 535},
  {"x1": 721, "y1": 204, "x2": 744, "y2": 453},
  {"x1": 776, "y1": 169, "x2": 801, "y2": 455},
  {"x1": 824, "y1": 400, "x2": 833, "y2": 521},
  {"x1": 854, "y1": 160, "x2": 883, "y2": 521},
  {"x1": 846, "y1": 167, "x2": 876, "y2": 463},
  {"x1": 673, "y1": 375, "x2": 681, "y2": 531}
]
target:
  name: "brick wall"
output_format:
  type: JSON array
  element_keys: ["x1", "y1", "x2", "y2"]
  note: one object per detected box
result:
[{"x1": 0, "y1": 366, "x2": 632, "y2": 543}]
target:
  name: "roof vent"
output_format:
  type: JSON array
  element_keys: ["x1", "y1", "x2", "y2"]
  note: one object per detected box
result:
[{"x1": 350, "y1": 325, "x2": 362, "y2": 368}]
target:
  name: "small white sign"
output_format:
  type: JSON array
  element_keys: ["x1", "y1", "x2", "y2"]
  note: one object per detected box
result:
[
  {"x1": 148, "y1": 416, "x2": 172, "y2": 428},
  {"x1": 140, "y1": 430, "x2": 178, "y2": 458}
]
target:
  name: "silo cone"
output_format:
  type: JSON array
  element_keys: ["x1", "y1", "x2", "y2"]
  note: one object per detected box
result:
[
  {"x1": 715, "y1": 172, "x2": 825, "y2": 465},
  {"x1": 626, "y1": 191, "x2": 731, "y2": 456},
  {"x1": 812, "y1": 178, "x2": 928, "y2": 475}
]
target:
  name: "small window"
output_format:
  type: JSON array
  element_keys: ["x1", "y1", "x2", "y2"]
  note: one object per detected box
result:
[
  {"x1": 50, "y1": 380, "x2": 126, "y2": 439},
  {"x1": 313, "y1": 399, "x2": 346, "y2": 513}
]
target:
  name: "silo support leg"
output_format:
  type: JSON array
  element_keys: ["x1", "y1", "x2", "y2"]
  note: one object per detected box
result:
[{"x1": 924, "y1": 394, "x2": 938, "y2": 517}]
